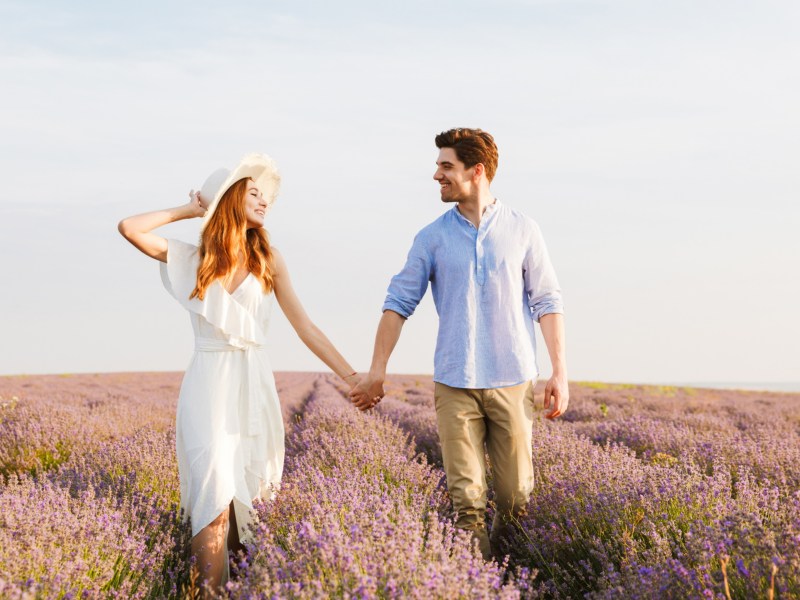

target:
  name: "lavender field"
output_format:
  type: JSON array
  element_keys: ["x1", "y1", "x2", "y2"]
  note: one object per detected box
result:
[{"x1": 0, "y1": 373, "x2": 798, "y2": 599}]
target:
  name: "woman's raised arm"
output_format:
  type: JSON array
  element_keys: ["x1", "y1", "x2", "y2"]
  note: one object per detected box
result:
[{"x1": 118, "y1": 191, "x2": 206, "y2": 262}]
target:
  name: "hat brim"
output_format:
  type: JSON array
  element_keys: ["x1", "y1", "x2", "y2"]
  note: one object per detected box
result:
[{"x1": 201, "y1": 153, "x2": 281, "y2": 231}]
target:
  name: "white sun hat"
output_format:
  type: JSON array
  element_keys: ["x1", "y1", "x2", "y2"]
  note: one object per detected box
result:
[{"x1": 198, "y1": 153, "x2": 281, "y2": 231}]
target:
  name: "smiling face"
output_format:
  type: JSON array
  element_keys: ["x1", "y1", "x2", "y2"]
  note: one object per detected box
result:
[
  {"x1": 243, "y1": 179, "x2": 268, "y2": 228},
  {"x1": 433, "y1": 147, "x2": 477, "y2": 203}
]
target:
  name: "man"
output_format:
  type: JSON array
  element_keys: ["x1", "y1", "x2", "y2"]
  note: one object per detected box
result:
[{"x1": 350, "y1": 128, "x2": 568, "y2": 560}]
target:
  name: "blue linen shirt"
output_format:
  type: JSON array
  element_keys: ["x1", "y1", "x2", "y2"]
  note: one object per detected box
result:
[{"x1": 382, "y1": 201, "x2": 564, "y2": 389}]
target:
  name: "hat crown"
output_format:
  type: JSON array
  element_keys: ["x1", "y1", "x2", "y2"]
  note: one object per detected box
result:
[
  {"x1": 199, "y1": 154, "x2": 281, "y2": 231},
  {"x1": 199, "y1": 168, "x2": 231, "y2": 209}
]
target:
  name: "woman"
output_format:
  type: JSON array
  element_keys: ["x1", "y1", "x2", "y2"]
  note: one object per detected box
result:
[{"x1": 118, "y1": 154, "x2": 359, "y2": 592}]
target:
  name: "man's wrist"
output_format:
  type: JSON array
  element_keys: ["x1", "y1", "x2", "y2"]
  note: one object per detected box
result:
[{"x1": 368, "y1": 366, "x2": 386, "y2": 381}]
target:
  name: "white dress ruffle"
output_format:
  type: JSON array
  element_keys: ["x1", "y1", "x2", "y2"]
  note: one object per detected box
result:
[{"x1": 161, "y1": 239, "x2": 284, "y2": 543}]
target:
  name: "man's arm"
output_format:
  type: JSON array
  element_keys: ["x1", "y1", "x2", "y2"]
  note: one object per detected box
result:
[
  {"x1": 350, "y1": 231, "x2": 432, "y2": 411},
  {"x1": 349, "y1": 310, "x2": 406, "y2": 410},
  {"x1": 539, "y1": 313, "x2": 568, "y2": 419},
  {"x1": 521, "y1": 220, "x2": 567, "y2": 418}
]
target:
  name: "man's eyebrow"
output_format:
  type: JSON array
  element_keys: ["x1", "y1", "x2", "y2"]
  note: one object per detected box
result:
[{"x1": 437, "y1": 161, "x2": 455, "y2": 167}]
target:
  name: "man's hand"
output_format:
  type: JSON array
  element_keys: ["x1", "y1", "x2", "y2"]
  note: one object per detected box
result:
[
  {"x1": 543, "y1": 372, "x2": 569, "y2": 419},
  {"x1": 349, "y1": 374, "x2": 385, "y2": 411}
]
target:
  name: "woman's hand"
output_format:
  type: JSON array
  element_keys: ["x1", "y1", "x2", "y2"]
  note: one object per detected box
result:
[
  {"x1": 188, "y1": 189, "x2": 209, "y2": 217},
  {"x1": 343, "y1": 372, "x2": 360, "y2": 389},
  {"x1": 344, "y1": 374, "x2": 362, "y2": 392}
]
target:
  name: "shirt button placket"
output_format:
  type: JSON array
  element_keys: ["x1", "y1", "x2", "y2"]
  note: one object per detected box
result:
[{"x1": 476, "y1": 238, "x2": 485, "y2": 286}]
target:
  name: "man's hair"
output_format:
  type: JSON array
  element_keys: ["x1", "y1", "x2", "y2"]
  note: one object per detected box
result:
[{"x1": 434, "y1": 128, "x2": 499, "y2": 182}]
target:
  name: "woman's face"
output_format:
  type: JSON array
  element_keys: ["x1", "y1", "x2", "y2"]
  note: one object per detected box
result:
[{"x1": 244, "y1": 180, "x2": 268, "y2": 229}]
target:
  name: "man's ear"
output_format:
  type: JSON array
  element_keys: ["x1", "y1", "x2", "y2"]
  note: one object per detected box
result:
[{"x1": 472, "y1": 162, "x2": 486, "y2": 182}]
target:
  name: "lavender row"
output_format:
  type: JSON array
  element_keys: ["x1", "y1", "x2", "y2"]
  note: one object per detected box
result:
[
  {"x1": 2, "y1": 372, "x2": 797, "y2": 597},
  {"x1": 0, "y1": 373, "x2": 180, "y2": 482},
  {"x1": 274, "y1": 371, "x2": 320, "y2": 426},
  {"x1": 0, "y1": 432, "x2": 191, "y2": 598},
  {"x1": 567, "y1": 384, "x2": 800, "y2": 492},
  {"x1": 226, "y1": 376, "x2": 524, "y2": 599},
  {"x1": 0, "y1": 372, "x2": 315, "y2": 597},
  {"x1": 371, "y1": 378, "x2": 800, "y2": 598},
  {"x1": 519, "y1": 417, "x2": 800, "y2": 598}
]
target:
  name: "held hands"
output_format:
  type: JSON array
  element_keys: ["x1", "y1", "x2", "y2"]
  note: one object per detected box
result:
[
  {"x1": 343, "y1": 373, "x2": 361, "y2": 392},
  {"x1": 543, "y1": 371, "x2": 569, "y2": 419},
  {"x1": 349, "y1": 373, "x2": 385, "y2": 412}
]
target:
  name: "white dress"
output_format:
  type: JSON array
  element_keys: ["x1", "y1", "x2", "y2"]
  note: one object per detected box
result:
[{"x1": 160, "y1": 239, "x2": 284, "y2": 543}]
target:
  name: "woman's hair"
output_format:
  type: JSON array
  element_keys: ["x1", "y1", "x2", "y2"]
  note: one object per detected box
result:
[{"x1": 190, "y1": 177, "x2": 275, "y2": 300}]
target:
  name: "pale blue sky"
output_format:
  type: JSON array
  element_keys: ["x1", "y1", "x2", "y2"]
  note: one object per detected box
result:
[{"x1": 1, "y1": 1, "x2": 798, "y2": 383}]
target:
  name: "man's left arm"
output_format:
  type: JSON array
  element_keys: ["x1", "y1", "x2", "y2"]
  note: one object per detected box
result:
[
  {"x1": 523, "y1": 220, "x2": 569, "y2": 418},
  {"x1": 539, "y1": 313, "x2": 568, "y2": 419}
]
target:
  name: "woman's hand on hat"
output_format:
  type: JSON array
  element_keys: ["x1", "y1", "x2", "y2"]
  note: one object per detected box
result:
[{"x1": 186, "y1": 190, "x2": 208, "y2": 218}]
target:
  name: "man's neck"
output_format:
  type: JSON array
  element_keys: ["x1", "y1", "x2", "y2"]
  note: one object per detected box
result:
[{"x1": 456, "y1": 189, "x2": 496, "y2": 228}]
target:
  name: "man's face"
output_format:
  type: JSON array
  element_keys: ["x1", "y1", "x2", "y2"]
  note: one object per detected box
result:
[{"x1": 433, "y1": 147, "x2": 475, "y2": 203}]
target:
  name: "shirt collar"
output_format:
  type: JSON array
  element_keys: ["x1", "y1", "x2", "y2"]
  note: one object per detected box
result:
[{"x1": 452, "y1": 199, "x2": 501, "y2": 226}]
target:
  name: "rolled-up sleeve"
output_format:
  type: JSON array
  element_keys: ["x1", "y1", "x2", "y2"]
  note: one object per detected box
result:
[
  {"x1": 382, "y1": 233, "x2": 432, "y2": 318},
  {"x1": 523, "y1": 222, "x2": 564, "y2": 322}
]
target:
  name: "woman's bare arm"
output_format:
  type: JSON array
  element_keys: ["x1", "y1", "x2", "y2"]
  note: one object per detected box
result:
[
  {"x1": 117, "y1": 192, "x2": 206, "y2": 262},
  {"x1": 272, "y1": 248, "x2": 358, "y2": 386}
]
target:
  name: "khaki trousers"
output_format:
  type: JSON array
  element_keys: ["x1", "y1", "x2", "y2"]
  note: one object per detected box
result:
[{"x1": 434, "y1": 380, "x2": 535, "y2": 560}]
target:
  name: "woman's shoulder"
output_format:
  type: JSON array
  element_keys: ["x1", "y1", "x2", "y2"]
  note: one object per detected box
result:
[
  {"x1": 270, "y1": 246, "x2": 286, "y2": 270},
  {"x1": 164, "y1": 239, "x2": 200, "y2": 269},
  {"x1": 168, "y1": 238, "x2": 199, "y2": 254}
]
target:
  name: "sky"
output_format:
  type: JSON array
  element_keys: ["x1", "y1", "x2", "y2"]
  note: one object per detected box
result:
[{"x1": 1, "y1": 0, "x2": 798, "y2": 384}]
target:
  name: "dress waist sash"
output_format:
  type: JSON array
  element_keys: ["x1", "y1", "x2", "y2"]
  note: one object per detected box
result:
[
  {"x1": 195, "y1": 338, "x2": 264, "y2": 352},
  {"x1": 194, "y1": 337, "x2": 266, "y2": 435}
]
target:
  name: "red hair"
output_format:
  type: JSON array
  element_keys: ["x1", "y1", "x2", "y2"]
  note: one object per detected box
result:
[{"x1": 190, "y1": 178, "x2": 275, "y2": 300}]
